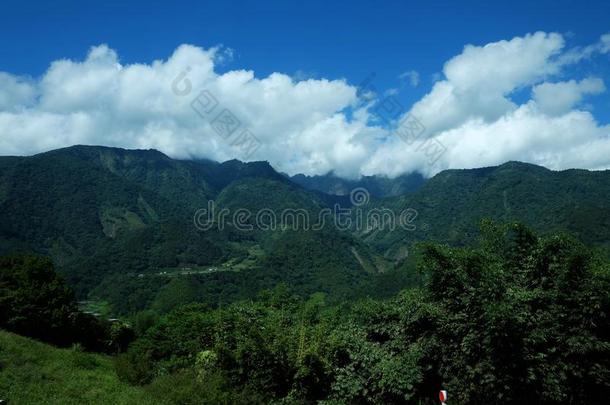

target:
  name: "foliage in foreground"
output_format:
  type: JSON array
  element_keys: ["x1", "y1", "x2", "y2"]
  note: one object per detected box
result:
[
  {"x1": 0, "y1": 254, "x2": 130, "y2": 352},
  {"x1": 118, "y1": 223, "x2": 609, "y2": 404}
]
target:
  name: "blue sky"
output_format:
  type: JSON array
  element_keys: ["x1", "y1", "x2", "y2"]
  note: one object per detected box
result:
[{"x1": 0, "y1": 0, "x2": 609, "y2": 176}]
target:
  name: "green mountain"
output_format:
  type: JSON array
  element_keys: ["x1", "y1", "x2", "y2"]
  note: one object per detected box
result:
[
  {"x1": 0, "y1": 146, "x2": 381, "y2": 312},
  {"x1": 0, "y1": 146, "x2": 231, "y2": 294},
  {"x1": 359, "y1": 161, "x2": 610, "y2": 257}
]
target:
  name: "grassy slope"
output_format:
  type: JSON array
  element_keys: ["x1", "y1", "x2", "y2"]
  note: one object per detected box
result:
[{"x1": 0, "y1": 330, "x2": 153, "y2": 405}]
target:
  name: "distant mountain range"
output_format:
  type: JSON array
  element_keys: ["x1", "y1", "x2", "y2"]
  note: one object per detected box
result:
[
  {"x1": 288, "y1": 171, "x2": 425, "y2": 198},
  {"x1": 1, "y1": 145, "x2": 608, "y2": 313}
]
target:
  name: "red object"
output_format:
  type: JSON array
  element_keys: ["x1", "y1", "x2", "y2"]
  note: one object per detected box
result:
[{"x1": 439, "y1": 390, "x2": 447, "y2": 402}]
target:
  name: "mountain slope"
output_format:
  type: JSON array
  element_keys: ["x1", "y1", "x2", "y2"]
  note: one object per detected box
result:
[
  {"x1": 0, "y1": 146, "x2": 233, "y2": 293},
  {"x1": 360, "y1": 161, "x2": 610, "y2": 256},
  {"x1": 0, "y1": 146, "x2": 382, "y2": 307}
]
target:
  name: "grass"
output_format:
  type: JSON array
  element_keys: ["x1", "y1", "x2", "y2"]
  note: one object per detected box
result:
[{"x1": 0, "y1": 330, "x2": 154, "y2": 404}]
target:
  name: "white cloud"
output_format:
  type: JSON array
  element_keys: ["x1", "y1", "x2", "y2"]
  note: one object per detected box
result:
[
  {"x1": 1, "y1": 33, "x2": 610, "y2": 179},
  {"x1": 532, "y1": 77, "x2": 605, "y2": 116},
  {"x1": 438, "y1": 105, "x2": 610, "y2": 171},
  {"x1": 558, "y1": 32, "x2": 610, "y2": 64},
  {"x1": 363, "y1": 32, "x2": 610, "y2": 177},
  {"x1": 407, "y1": 32, "x2": 565, "y2": 135},
  {"x1": 444, "y1": 32, "x2": 564, "y2": 93},
  {"x1": 0, "y1": 44, "x2": 369, "y2": 177},
  {"x1": 0, "y1": 72, "x2": 36, "y2": 111}
]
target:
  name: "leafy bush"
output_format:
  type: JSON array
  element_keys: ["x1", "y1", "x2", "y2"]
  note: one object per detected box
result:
[{"x1": 115, "y1": 350, "x2": 155, "y2": 385}]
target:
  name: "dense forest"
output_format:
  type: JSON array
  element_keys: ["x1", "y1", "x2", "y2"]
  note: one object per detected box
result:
[
  {"x1": 1, "y1": 223, "x2": 608, "y2": 403},
  {"x1": 1, "y1": 146, "x2": 609, "y2": 403}
]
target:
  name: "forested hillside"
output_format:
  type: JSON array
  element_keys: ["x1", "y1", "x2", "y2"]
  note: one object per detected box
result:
[
  {"x1": 0, "y1": 146, "x2": 388, "y2": 313},
  {"x1": 1, "y1": 146, "x2": 609, "y2": 316},
  {"x1": 357, "y1": 161, "x2": 610, "y2": 257}
]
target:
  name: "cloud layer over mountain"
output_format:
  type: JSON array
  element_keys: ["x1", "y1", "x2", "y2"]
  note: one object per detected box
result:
[{"x1": 1, "y1": 32, "x2": 609, "y2": 178}]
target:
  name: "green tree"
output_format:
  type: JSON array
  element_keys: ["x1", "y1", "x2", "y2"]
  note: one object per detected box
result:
[
  {"x1": 413, "y1": 223, "x2": 610, "y2": 404},
  {"x1": 0, "y1": 254, "x2": 78, "y2": 346}
]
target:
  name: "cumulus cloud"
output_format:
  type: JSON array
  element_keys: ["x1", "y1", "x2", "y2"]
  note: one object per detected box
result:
[
  {"x1": 1, "y1": 32, "x2": 610, "y2": 178},
  {"x1": 408, "y1": 32, "x2": 565, "y2": 135},
  {"x1": 0, "y1": 44, "x2": 371, "y2": 178},
  {"x1": 363, "y1": 32, "x2": 610, "y2": 176},
  {"x1": 532, "y1": 77, "x2": 605, "y2": 116}
]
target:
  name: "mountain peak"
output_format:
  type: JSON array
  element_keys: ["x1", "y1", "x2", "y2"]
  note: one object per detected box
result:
[
  {"x1": 39, "y1": 144, "x2": 172, "y2": 161},
  {"x1": 496, "y1": 161, "x2": 550, "y2": 172}
]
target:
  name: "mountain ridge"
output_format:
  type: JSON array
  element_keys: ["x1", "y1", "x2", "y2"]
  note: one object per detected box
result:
[{"x1": 5, "y1": 144, "x2": 608, "y2": 183}]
